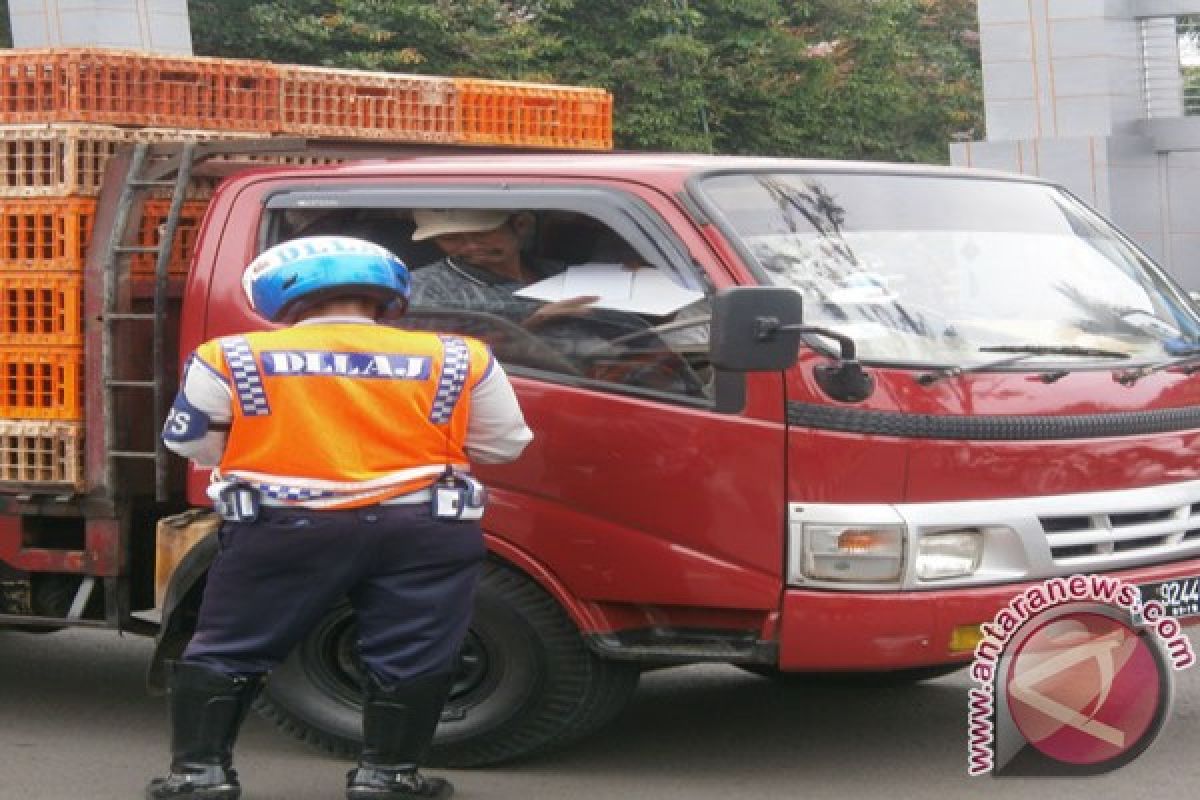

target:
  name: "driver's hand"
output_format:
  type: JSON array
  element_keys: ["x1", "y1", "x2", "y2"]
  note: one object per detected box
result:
[{"x1": 525, "y1": 295, "x2": 600, "y2": 329}]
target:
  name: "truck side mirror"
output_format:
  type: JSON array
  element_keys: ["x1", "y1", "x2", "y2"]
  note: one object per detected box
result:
[
  {"x1": 710, "y1": 286, "x2": 875, "y2": 402},
  {"x1": 710, "y1": 287, "x2": 806, "y2": 371}
]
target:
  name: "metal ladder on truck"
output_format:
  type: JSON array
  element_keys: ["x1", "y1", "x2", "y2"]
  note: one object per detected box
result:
[{"x1": 90, "y1": 141, "x2": 196, "y2": 506}]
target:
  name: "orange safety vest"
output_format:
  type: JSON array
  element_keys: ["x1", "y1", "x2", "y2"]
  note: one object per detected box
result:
[{"x1": 193, "y1": 322, "x2": 493, "y2": 509}]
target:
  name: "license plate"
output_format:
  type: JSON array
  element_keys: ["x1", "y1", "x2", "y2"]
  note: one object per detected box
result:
[{"x1": 1139, "y1": 576, "x2": 1200, "y2": 620}]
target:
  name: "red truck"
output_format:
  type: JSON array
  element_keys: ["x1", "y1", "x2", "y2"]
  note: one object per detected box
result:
[{"x1": 4, "y1": 142, "x2": 1200, "y2": 766}]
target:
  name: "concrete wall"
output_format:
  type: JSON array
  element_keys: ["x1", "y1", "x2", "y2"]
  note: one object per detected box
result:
[
  {"x1": 954, "y1": 1, "x2": 1200, "y2": 287},
  {"x1": 976, "y1": 0, "x2": 1143, "y2": 141},
  {"x1": 9, "y1": 0, "x2": 193, "y2": 55}
]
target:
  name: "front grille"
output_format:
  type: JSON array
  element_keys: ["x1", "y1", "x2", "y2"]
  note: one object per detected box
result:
[{"x1": 1041, "y1": 501, "x2": 1200, "y2": 563}]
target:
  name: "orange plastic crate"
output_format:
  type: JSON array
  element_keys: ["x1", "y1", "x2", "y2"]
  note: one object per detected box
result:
[
  {"x1": 0, "y1": 347, "x2": 83, "y2": 420},
  {"x1": 278, "y1": 65, "x2": 458, "y2": 142},
  {"x1": 0, "y1": 49, "x2": 279, "y2": 131},
  {"x1": 0, "y1": 273, "x2": 82, "y2": 346},
  {"x1": 0, "y1": 198, "x2": 94, "y2": 271},
  {"x1": 454, "y1": 79, "x2": 612, "y2": 149},
  {"x1": 0, "y1": 419, "x2": 83, "y2": 486},
  {"x1": 0, "y1": 197, "x2": 210, "y2": 276},
  {"x1": 131, "y1": 198, "x2": 211, "y2": 278},
  {"x1": 0, "y1": 124, "x2": 266, "y2": 197}
]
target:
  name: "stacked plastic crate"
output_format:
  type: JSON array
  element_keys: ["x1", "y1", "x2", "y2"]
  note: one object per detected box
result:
[
  {"x1": 0, "y1": 50, "x2": 279, "y2": 489},
  {"x1": 451, "y1": 77, "x2": 612, "y2": 149},
  {"x1": 0, "y1": 49, "x2": 613, "y2": 491},
  {"x1": 276, "y1": 65, "x2": 612, "y2": 149}
]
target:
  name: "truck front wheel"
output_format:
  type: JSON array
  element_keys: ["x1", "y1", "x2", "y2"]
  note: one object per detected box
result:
[{"x1": 253, "y1": 560, "x2": 640, "y2": 766}]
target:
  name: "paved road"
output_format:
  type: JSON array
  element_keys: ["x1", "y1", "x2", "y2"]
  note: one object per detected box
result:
[{"x1": 2, "y1": 627, "x2": 1198, "y2": 800}]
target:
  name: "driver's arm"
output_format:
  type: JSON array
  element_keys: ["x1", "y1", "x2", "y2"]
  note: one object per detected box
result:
[{"x1": 523, "y1": 295, "x2": 599, "y2": 329}]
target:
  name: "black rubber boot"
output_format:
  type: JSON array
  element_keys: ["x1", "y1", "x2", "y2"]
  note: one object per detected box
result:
[
  {"x1": 146, "y1": 661, "x2": 264, "y2": 800},
  {"x1": 346, "y1": 671, "x2": 457, "y2": 800}
]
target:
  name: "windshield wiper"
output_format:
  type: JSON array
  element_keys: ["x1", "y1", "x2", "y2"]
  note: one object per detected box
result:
[
  {"x1": 977, "y1": 344, "x2": 1133, "y2": 358},
  {"x1": 1113, "y1": 347, "x2": 1200, "y2": 386},
  {"x1": 916, "y1": 345, "x2": 1131, "y2": 387}
]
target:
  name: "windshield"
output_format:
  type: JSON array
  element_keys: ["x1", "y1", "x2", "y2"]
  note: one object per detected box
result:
[{"x1": 696, "y1": 171, "x2": 1200, "y2": 367}]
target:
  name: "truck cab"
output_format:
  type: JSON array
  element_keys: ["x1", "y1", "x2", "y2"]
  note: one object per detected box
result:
[{"x1": 155, "y1": 153, "x2": 1200, "y2": 764}]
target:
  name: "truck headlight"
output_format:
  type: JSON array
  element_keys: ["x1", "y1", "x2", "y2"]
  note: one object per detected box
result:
[
  {"x1": 916, "y1": 530, "x2": 983, "y2": 580},
  {"x1": 804, "y1": 524, "x2": 905, "y2": 583}
]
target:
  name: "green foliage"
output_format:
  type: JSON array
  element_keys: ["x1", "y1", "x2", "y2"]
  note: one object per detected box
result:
[
  {"x1": 189, "y1": 1, "x2": 572, "y2": 76},
  {"x1": 800, "y1": 0, "x2": 984, "y2": 162},
  {"x1": 1183, "y1": 14, "x2": 1200, "y2": 114},
  {"x1": 184, "y1": 0, "x2": 982, "y2": 162}
]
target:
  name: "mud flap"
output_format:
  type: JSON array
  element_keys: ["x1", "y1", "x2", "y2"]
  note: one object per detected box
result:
[{"x1": 146, "y1": 510, "x2": 220, "y2": 694}]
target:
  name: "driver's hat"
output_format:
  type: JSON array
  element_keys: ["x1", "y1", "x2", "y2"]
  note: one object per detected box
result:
[{"x1": 411, "y1": 209, "x2": 511, "y2": 241}]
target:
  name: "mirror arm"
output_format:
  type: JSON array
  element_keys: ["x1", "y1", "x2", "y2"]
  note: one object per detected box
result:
[
  {"x1": 756, "y1": 317, "x2": 858, "y2": 362},
  {"x1": 755, "y1": 316, "x2": 873, "y2": 403}
]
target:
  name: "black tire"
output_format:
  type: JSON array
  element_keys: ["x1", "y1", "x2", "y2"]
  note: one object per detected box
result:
[
  {"x1": 254, "y1": 560, "x2": 640, "y2": 766},
  {"x1": 738, "y1": 663, "x2": 966, "y2": 687},
  {"x1": 9, "y1": 576, "x2": 104, "y2": 633}
]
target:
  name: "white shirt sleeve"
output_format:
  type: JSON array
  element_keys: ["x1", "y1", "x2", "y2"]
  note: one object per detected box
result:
[
  {"x1": 163, "y1": 353, "x2": 234, "y2": 467},
  {"x1": 466, "y1": 360, "x2": 534, "y2": 464}
]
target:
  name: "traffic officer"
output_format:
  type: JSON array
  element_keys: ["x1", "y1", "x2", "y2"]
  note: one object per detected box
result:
[{"x1": 147, "y1": 236, "x2": 533, "y2": 800}]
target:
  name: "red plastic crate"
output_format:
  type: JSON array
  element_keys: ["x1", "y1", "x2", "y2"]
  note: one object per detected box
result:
[
  {"x1": 278, "y1": 65, "x2": 458, "y2": 142},
  {"x1": 0, "y1": 273, "x2": 82, "y2": 345},
  {"x1": 0, "y1": 419, "x2": 83, "y2": 486},
  {"x1": 0, "y1": 347, "x2": 83, "y2": 420},
  {"x1": 0, "y1": 49, "x2": 279, "y2": 131},
  {"x1": 0, "y1": 198, "x2": 94, "y2": 271},
  {"x1": 453, "y1": 79, "x2": 612, "y2": 149},
  {"x1": 0, "y1": 124, "x2": 266, "y2": 197}
]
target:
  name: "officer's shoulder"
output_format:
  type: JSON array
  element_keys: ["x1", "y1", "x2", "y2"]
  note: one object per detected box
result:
[
  {"x1": 234, "y1": 328, "x2": 289, "y2": 347},
  {"x1": 195, "y1": 334, "x2": 247, "y2": 356}
]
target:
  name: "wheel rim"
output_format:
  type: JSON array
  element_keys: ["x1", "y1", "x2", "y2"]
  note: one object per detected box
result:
[
  {"x1": 453, "y1": 631, "x2": 490, "y2": 700},
  {"x1": 298, "y1": 608, "x2": 362, "y2": 707},
  {"x1": 295, "y1": 609, "x2": 493, "y2": 709}
]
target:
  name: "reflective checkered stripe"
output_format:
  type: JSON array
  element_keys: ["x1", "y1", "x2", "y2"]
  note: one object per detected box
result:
[
  {"x1": 250, "y1": 483, "x2": 333, "y2": 503},
  {"x1": 220, "y1": 336, "x2": 271, "y2": 417},
  {"x1": 430, "y1": 336, "x2": 470, "y2": 424}
]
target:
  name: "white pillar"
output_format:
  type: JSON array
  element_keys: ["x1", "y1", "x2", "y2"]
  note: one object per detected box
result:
[{"x1": 8, "y1": 0, "x2": 193, "y2": 55}]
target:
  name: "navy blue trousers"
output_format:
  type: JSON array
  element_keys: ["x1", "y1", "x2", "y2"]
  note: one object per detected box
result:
[{"x1": 182, "y1": 503, "x2": 485, "y2": 684}]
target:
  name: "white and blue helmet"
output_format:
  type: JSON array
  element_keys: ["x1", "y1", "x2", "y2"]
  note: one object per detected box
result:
[{"x1": 242, "y1": 236, "x2": 411, "y2": 322}]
